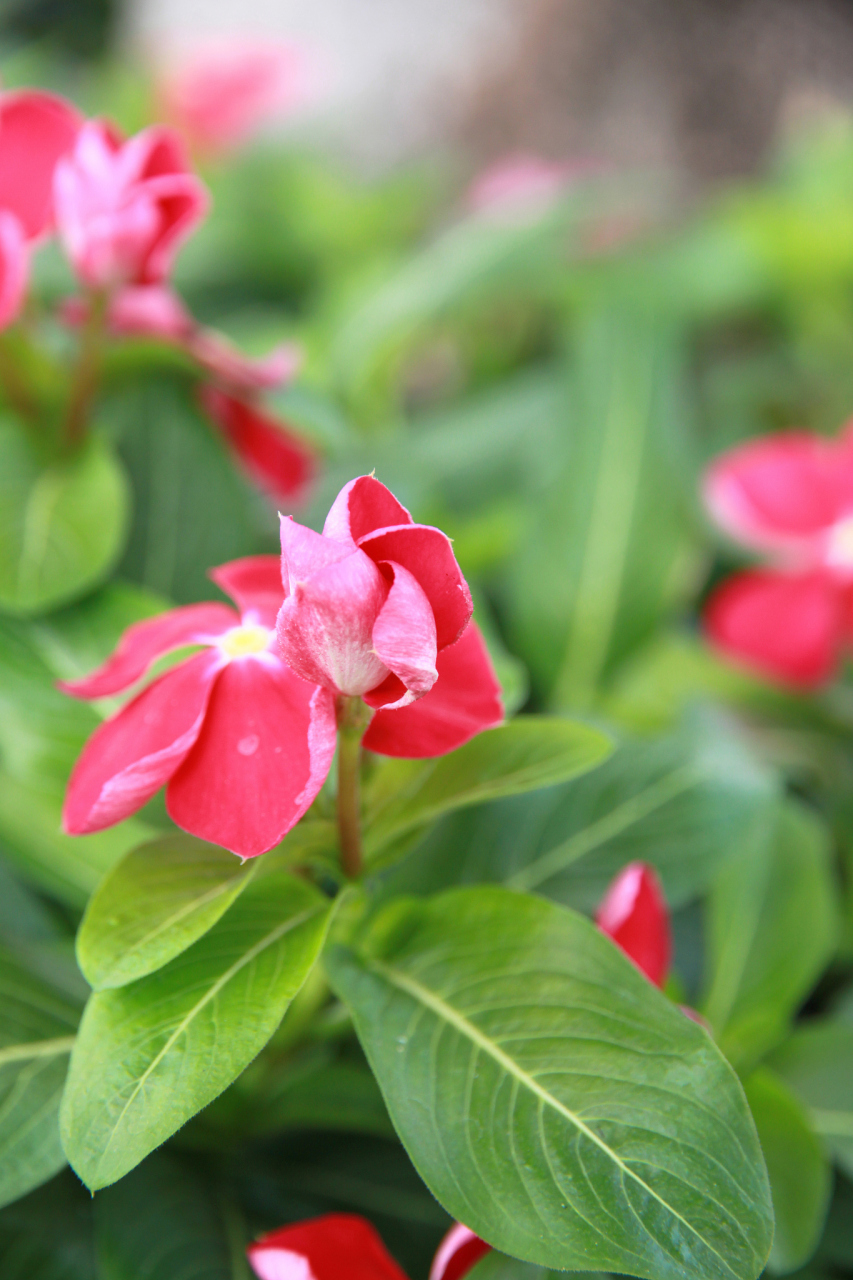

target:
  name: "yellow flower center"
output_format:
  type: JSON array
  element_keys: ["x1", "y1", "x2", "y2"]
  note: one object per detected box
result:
[
  {"x1": 218, "y1": 625, "x2": 272, "y2": 660},
  {"x1": 827, "y1": 516, "x2": 853, "y2": 568}
]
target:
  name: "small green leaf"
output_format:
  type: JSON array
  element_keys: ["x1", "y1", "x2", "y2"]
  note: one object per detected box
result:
[
  {"x1": 327, "y1": 886, "x2": 773, "y2": 1280},
  {"x1": 0, "y1": 946, "x2": 80, "y2": 1209},
  {"x1": 769, "y1": 1020, "x2": 853, "y2": 1180},
  {"x1": 0, "y1": 421, "x2": 129, "y2": 616},
  {"x1": 61, "y1": 867, "x2": 332, "y2": 1190},
  {"x1": 743, "y1": 1068, "x2": 830, "y2": 1275},
  {"x1": 77, "y1": 834, "x2": 257, "y2": 990},
  {"x1": 702, "y1": 799, "x2": 838, "y2": 1068},
  {"x1": 364, "y1": 717, "x2": 612, "y2": 863}
]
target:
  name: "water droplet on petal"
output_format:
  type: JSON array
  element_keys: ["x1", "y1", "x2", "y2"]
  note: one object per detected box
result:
[{"x1": 237, "y1": 734, "x2": 260, "y2": 756}]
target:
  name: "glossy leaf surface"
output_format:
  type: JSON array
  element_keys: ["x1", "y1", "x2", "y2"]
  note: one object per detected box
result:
[
  {"x1": 327, "y1": 886, "x2": 773, "y2": 1280},
  {"x1": 61, "y1": 868, "x2": 332, "y2": 1189},
  {"x1": 77, "y1": 834, "x2": 257, "y2": 989}
]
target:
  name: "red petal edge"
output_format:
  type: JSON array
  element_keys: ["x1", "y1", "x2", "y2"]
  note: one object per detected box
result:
[{"x1": 247, "y1": 1214, "x2": 409, "y2": 1280}]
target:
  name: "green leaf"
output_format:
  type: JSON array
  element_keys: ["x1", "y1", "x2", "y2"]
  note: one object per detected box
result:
[
  {"x1": 468, "y1": 1253, "x2": 607, "y2": 1280},
  {"x1": 0, "y1": 772, "x2": 154, "y2": 909},
  {"x1": 95, "y1": 1151, "x2": 246, "y2": 1280},
  {"x1": 104, "y1": 375, "x2": 265, "y2": 605},
  {"x1": 363, "y1": 717, "x2": 612, "y2": 864},
  {"x1": 77, "y1": 834, "x2": 258, "y2": 990},
  {"x1": 503, "y1": 305, "x2": 698, "y2": 707},
  {"x1": 769, "y1": 1020, "x2": 853, "y2": 1180},
  {"x1": 702, "y1": 800, "x2": 838, "y2": 1068},
  {"x1": 0, "y1": 945, "x2": 80, "y2": 1209},
  {"x1": 61, "y1": 867, "x2": 333, "y2": 1189},
  {"x1": 378, "y1": 712, "x2": 776, "y2": 914},
  {"x1": 743, "y1": 1068, "x2": 830, "y2": 1275},
  {"x1": 327, "y1": 886, "x2": 773, "y2": 1280},
  {"x1": 0, "y1": 421, "x2": 129, "y2": 616},
  {"x1": 0, "y1": 1172, "x2": 95, "y2": 1279}
]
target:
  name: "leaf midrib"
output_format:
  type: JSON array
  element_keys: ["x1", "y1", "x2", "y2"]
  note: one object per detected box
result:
[
  {"x1": 94, "y1": 903, "x2": 323, "y2": 1177},
  {"x1": 507, "y1": 763, "x2": 698, "y2": 891},
  {"x1": 371, "y1": 957, "x2": 746, "y2": 1280},
  {"x1": 0, "y1": 1036, "x2": 75, "y2": 1066}
]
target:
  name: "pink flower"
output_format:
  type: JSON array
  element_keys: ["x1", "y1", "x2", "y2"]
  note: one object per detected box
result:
[
  {"x1": 53, "y1": 121, "x2": 209, "y2": 290},
  {"x1": 0, "y1": 90, "x2": 81, "y2": 327},
  {"x1": 466, "y1": 153, "x2": 589, "y2": 219},
  {"x1": 60, "y1": 556, "x2": 336, "y2": 859},
  {"x1": 159, "y1": 41, "x2": 305, "y2": 156},
  {"x1": 199, "y1": 386, "x2": 316, "y2": 504},
  {"x1": 247, "y1": 1215, "x2": 488, "y2": 1280},
  {"x1": 702, "y1": 425, "x2": 853, "y2": 687},
  {"x1": 596, "y1": 862, "x2": 671, "y2": 989},
  {"x1": 277, "y1": 476, "x2": 501, "y2": 735}
]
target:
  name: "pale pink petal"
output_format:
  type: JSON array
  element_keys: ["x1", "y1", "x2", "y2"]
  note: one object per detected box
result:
[
  {"x1": 209, "y1": 556, "x2": 284, "y2": 628},
  {"x1": 166, "y1": 656, "x2": 336, "y2": 857},
  {"x1": 596, "y1": 862, "x2": 671, "y2": 989},
  {"x1": 0, "y1": 91, "x2": 81, "y2": 239},
  {"x1": 358, "y1": 524, "x2": 472, "y2": 650},
  {"x1": 191, "y1": 332, "x2": 302, "y2": 392},
  {"x1": 430, "y1": 1225, "x2": 491, "y2": 1280},
  {"x1": 108, "y1": 284, "x2": 192, "y2": 338},
  {"x1": 323, "y1": 475, "x2": 412, "y2": 545},
  {"x1": 703, "y1": 432, "x2": 851, "y2": 557},
  {"x1": 703, "y1": 568, "x2": 843, "y2": 688},
  {"x1": 276, "y1": 550, "x2": 389, "y2": 695},
  {"x1": 58, "y1": 603, "x2": 237, "y2": 698},
  {"x1": 0, "y1": 211, "x2": 28, "y2": 329},
  {"x1": 364, "y1": 623, "x2": 503, "y2": 758},
  {"x1": 62, "y1": 651, "x2": 221, "y2": 834},
  {"x1": 370, "y1": 560, "x2": 437, "y2": 707},
  {"x1": 279, "y1": 515, "x2": 355, "y2": 593}
]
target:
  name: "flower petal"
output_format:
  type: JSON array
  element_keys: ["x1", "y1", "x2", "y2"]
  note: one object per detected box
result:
[
  {"x1": 363, "y1": 623, "x2": 503, "y2": 758},
  {"x1": 323, "y1": 475, "x2": 413, "y2": 545},
  {"x1": 200, "y1": 387, "x2": 315, "y2": 503},
  {"x1": 280, "y1": 515, "x2": 355, "y2": 592},
  {"x1": 0, "y1": 211, "x2": 28, "y2": 330},
  {"x1": 703, "y1": 568, "x2": 843, "y2": 688},
  {"x1": 166, "y1": 656, "x2": 336, "y2": 858},
  {"x1": 703, "y1": 431, "x2": 851, "y2": 555},
  {"x1": 135, "y1": 171, "x2": 210, "y2": 284},
  {"x1": 358, "y1": 524, "x2": 472, "y2": 650},
  {"x1": 209, "y1": 555, "x2": 284, "y2": 628},
  {"x1": 192, "y1": 333, "x2": 302, "y2": 392},
  {"x1": 276, "y1": 550, "x2": 389, "y2": 695},
  {"x1": 596, "y1": 862, "x2": 671, "y2": 989},
  {"x1": 247, "y1": 1215, "x2": 409, "y2": 1280},
  {"x1": 0, "y1": 91, "x2": 81, "y2": 239},
  {"x1": 429, "y1": 1226, "x2": 491, "y2": 1280},
  {"x1": 371, "y1": 560, "x2": 437, "y2": 707},
  {"x1": 58, "y1": 603, "x2": 237, "y2": 698},
  {"x1": 62, "y1": 651, "x2": 221, "y2": 834}
]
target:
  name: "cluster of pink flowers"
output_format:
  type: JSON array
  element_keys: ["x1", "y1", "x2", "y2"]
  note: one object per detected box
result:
[
  {"x1": 702, "y1": 423, "x2": 853, "y2": 688},
  {"x1": 61, "y1": 476, "x2": 503, "y2": 858},
  {"x1": 0, "y1": 84, "x2": 314, "y2": 503}
]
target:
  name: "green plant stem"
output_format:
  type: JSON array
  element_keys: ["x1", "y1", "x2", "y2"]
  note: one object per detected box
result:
[
  {"x1": 64, "y1": 288, "x2": 108, "y2": 448},
  {"x1": 336, "y1": 695, "x2": 370, "y2": 879},
  {"x1": 0, "y1": 339, "x2": 35, "y2": 420}
]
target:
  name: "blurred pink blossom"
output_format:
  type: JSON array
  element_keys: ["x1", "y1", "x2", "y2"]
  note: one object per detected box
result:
[{"x1": 466, "y1": 153, "x2": 583, "y2": 217}]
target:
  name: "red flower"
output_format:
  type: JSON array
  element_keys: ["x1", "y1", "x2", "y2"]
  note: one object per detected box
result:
[
  {"x1": 199, "y1": 385, "x2": 315, "y2": 504},
  {"x1": 61, "y1": 557, "x2": 336, "y2": 859},
  {"x1": 53, "y1": 120, "x2": 208, "y2": 289},
  {"x1": 61, "y1": 479, "x2": 503, "y2": 857},
  {"x1": 596, "y1": 862, "x2": 671, "y2": 989},
  {"x1": 276, "y1": 475, "x2": 503, "y2": 752},
  {"x1": 247, "y1": 1215, "x2": 489, "y2": 1280},
  {"x1": 702, "y1": 425, "x2": 853, "y2": 687},
  {"x1": 0, "y1": 90, "x2": 81, "y2": 327}
]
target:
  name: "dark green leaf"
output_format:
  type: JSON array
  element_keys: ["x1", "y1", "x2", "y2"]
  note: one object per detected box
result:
[
  {"x1": 0, "y1": 420, "x2": 129, "y2": 616},
  {"x1": 0, "y1": 946, "x2": 80, "y2": 1208},
  {"x1": 61, "y1": 868, "x2": 333, "y2": 1189},
  {"x1": 769, "y1": 1020, "x2": 853, "y2": 1180},
  {"x1": 0, "y1": 1172, "x2": 95, "y2": 1279},
  {"x1": 379, "y1": 713, "x2": 776, "y2": 913},
  {"x1": 327, "y1": 886, "x2": 773, "y2": 1280},
  {"x1": 702, "y1": 800, "x2": 838, "y2": 1068},
  {"x1": 743, "y1": 1068, "x2": 830, "y2": 1274},
  {"x1": 77, "y1": 835, "x2": 258, "y2": 990},
  {"x1": 363, "y1": 717, "x2": 612, "y2": 864}
]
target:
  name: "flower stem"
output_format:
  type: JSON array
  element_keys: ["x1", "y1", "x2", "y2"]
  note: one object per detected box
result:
[
  {"x1": 335, "y1": 695, "x2": 370, "y2": 879},
  {"x1": 64, "y1": 289, "x2": 108, "y2": 448}
]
